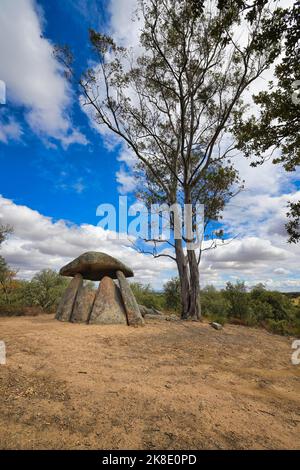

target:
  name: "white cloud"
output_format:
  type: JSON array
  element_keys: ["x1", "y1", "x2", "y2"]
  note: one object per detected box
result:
[
  {"x1": 205, "y1": 237, "x2": 289, "y2": 264},
  {"x1": 72, "y1": 179, "x2": 85, "y2": 194},
  {"x1": 274, "y1": 268, "x2": 290, "y2": 275},
  {"x1": 200, "y1": 232, "x2": 300, "y2": 291},
  {"x1": 77, "y1": 0, "x2": 300, "y2": 291},
  {"x1": 0, "y1": 195, "x2": 299, "y2": 291},
  {"x1": 108, "y1": 0, "x2": 141, "y2": 49},
  {"x1": 116, "y1": 167, "x2": 137, "y2": 194},
  {"x1": 0, "y1": 0, "x2": 87, "y2": 147},
  {"x1": 0, "y1": 115, "x2": 23, "y2": 143},
  {"x1": 0, "y1": 195, "x2": 174, "y2": 288},
  {"x1": 117, "y1": 147, "x2": 137, "y2": 168}
]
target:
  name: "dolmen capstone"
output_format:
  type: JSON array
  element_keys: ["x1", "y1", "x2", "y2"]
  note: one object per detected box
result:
[{"x1": 55, "y1": 251, "x2": 144, "y2": 326}]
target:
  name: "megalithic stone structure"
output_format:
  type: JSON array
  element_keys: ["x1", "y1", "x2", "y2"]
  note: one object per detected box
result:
[
  {"x1": 89, "y1": 276, "x2": 127, "y2": 325},
  {"x1": 116, "y1": 270, "x2": 144, "y2": 326},
  {"x1": 56, "y1": 273, "x2": 83, "y2": 322},
  {"x1": 56, "y1": 251, "x2": 144, "y2": 326},
  {"x1": 71, "y1": 285, "x2": 95, "y2": 323}
]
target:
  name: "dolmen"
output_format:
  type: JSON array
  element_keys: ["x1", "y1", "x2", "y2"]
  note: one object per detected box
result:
[{"x1": 55, "y1": 251, "x2": 144, "y2": 326}]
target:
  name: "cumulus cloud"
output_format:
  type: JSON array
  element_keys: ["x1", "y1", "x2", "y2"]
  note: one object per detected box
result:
[
  {"x1": 108, "y1": 0, "x2": 141, "y2": 49},
  {"x1": 81, "y1": 0, "x2": 300, "y2": 291},
  {"x1": 200, "y1": 233, "x2": 300, "y2": 291},
  {"x1": 116, "y1": 167, "x2": 137, "y2": 194},
  {"x1": 0, "y1": 195, "x2": 299, "y2": 290},
  {"x1": 0, "y1": 114, "x2": 23, "y2": 144},
  {"x1": 0, "y1": 195, "x2": 174, "y2": 287},
  {"x1": 14, "y1": 0, "x2": 295, "y2": 290},
  {"x1": 274, "y1": 268, "x2": 290, "y2": 275},
  {"x1": 0, "y1": 0, "x2": 87, "y2": 147},
  {"x1": 205, "y1": 237, "x2": 289, "y2": 264}
]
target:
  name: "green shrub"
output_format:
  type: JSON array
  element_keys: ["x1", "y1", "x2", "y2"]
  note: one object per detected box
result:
[
  {"x1": 201, "y1": 282, "x2": 300, "y2": 336},
  {"x1": 163, "y1": 277, "x2": 181, "y2": 312},
  {"x1": 265, "y1": 319, "x2": 290, "y2": 335},
  {"x1": 0, "y1": 269, "x2": 69, "y2": 312},
  {"x1": 0, "y1": 305, "x2": 43, "y2": 317},
  {"x1": 223, "y1": 281, "x2": 251, "y2": 320},
  {"x1": 130, "y1": 282, "x2": 164, "y2": 310},
  {"x1": 250, "y1": 284, "x2": 294, "y2": 321},
  {"x1": 201, "y1": 285, "x2": 230, "y2": 324},
  {"x1": 26, "y1": 270, "x2": 69, "y2": 312},
  {"x1": 249, "y1": 299, "x2": 273, "y2": 324}
]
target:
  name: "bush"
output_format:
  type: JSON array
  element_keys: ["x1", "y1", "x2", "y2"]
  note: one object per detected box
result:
[
  {"x1": 265, "y1": 319, "x2": 290, "y2": 336},
  {"x1": 224, "y1": 281, "x2": 251, "y2": 320},
  {"x1": 130, "y1": 282, "x2": 164, "y2": 310},
  {"x1": 0, "y1": 269, "x2": 69, "y2": 312},
  {"x1": 0, "y1": 305, "x2": 43, "y2": 317},
  {"x1": 200, "y1": 281, "x2": 300, "y2": 335},
  {"x1": 30, "y1": 270, "x2": 70, "y2": 312},
  {"x1": 201, "y1": 285, "x2": 230, "y2": 324},
  {"x1": 163, "y1": 277, "x2": 181, "y2": 312},
  {"x1": 249, "y1": 299, "x2": 273, "y2": 324},
  {"x1": 250, "y1": 284, "x2": 294, "y2": 321}
]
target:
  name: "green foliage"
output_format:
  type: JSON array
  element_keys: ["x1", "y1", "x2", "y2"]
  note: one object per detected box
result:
[
  {"x1": 130, "y1": 282, "x2": 164, "y2": 310},
  {"x1": 0, "y1": 224, "x2": 13, "y2": 247},
  {"x1": 28, "y1": 270, "x2": 70, "y2": 312},
  {"x1": 233, "y1": 3, "x2": 300, "y2": 242},
  {"x1": 0, "y1": 269, "x2": 69, "y2": 313},
  {"x1": 286, "y1": 201, "x2": 300, "y2": 244},
  {"x1": 224, "y1": 281, "x2": 250, "y2": 319},
  {"x1": 78, "y1": 0, "x2": 286, "y2": 318},
  {"x1": 163, "y1": 277, "x2": 181, "y2": 312},
  {"x1": 200, "y1": 281, "x2": 299, "y2": 336},
  {"x1": 249, "y1": 284, "x2": 294, "y2": 321},
  {"x1": 0, "y1": 256, "x2": 8, "y2": 278},
  {"x1": 249, "y1": 299, "x2": 273, "y2": 323},
  {"x1": 201, "y1": 285, "x2": 230, "y2": 324},
  {"x1": 265, "y1": 319, "x2": 288, "y2": 336}
]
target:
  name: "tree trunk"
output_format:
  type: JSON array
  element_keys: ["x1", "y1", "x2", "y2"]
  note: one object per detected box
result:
[
  {"x1": 187, "y1": 249, "x2": 201, "y2": 320},
  {"x1": 178, "y1": 187, "x2": 201, "y2": 321},
  {"x1": 174, "y1": 238, "x2": 190, "y2": 318}
]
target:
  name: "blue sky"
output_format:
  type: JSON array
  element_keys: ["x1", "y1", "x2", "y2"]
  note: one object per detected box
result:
[
  {"x1": 0, "y1": 0, "x2": 123, "y2": 226},
  {"x1": 0, "y1": 0, "x2": 299, "y2": 291}
]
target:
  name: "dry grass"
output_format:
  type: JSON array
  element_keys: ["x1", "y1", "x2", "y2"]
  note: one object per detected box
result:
[{"x1": 0, "y1": 314, "x2": 299, "y2": 449}]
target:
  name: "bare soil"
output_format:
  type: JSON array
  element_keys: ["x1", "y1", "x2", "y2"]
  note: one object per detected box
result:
[{"x1": 0, "y1": 314, "x2": 299, "y2": 449}]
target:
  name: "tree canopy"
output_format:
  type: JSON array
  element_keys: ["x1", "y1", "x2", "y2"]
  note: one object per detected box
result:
[
  {"x1": 234, "y1": 1, "x2": 300, "y2": 242},
  {"x1": 77, "y1": 0, "x2": 287, "y2": 318}
]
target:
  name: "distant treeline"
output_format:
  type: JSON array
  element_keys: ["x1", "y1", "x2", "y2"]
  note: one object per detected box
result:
[{"x1": 284, "y1": 292, "x2": 300, "y2": 299}]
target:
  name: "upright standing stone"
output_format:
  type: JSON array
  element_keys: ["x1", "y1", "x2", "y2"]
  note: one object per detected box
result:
[
  {"x1": 116, "y1": 270, "x2": 144, "y2": 326},
  {"x1": 56, "y1": 274, "x2": 83, "y2": 322},
  {"x1": 89, "y1": 276, "x2": 127, "y2": 324},
  {"x1": 71, "y1": 285, "x2": 95, "y2": 323}
]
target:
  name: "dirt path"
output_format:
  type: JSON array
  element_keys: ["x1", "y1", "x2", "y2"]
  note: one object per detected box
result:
[{"x1": 0, "y1": 314, "x2": 299, "y2": 449}]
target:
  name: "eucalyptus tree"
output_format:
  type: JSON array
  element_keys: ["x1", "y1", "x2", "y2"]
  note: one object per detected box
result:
[
  {"x1": 80, "y1": 0, "x2": 284, "y2": 319},
  {"x1": 234, "y1": 2, "x2": 300, "y2": 243}
]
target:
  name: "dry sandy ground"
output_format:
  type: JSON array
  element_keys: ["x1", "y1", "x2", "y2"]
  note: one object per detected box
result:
[{"x1": 0, "y1": 314, "x2": 299, "y2": 450}]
